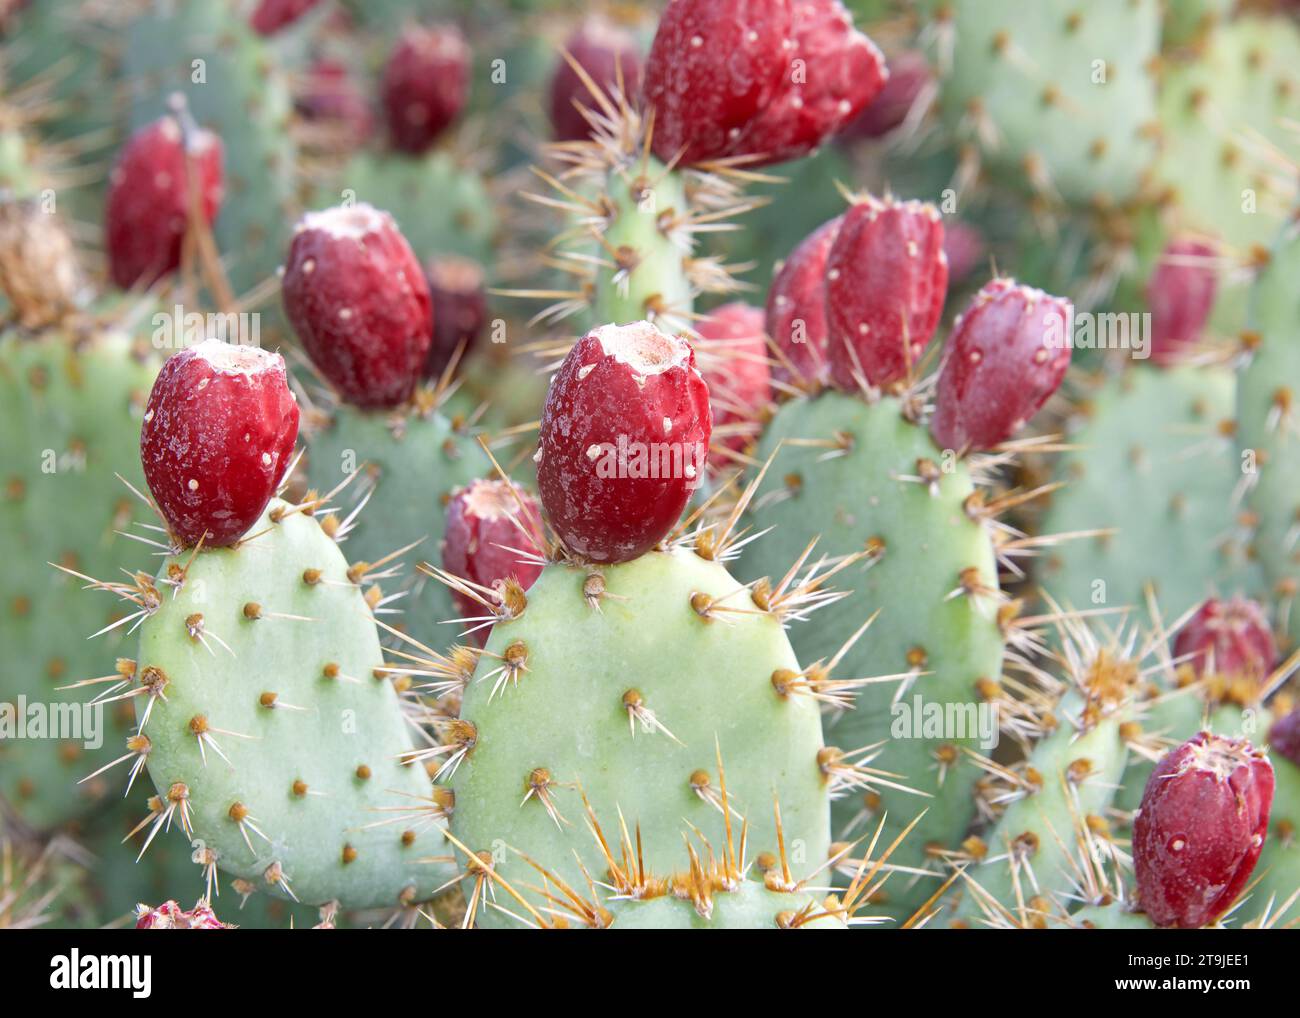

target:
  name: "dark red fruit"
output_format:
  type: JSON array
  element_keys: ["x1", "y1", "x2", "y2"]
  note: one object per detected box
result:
[
  {"x1": 825, "y1": 196, "x2": 947, "y2": 391},
  {"x1": 1173, "y1": 597, "x2": 1276, "y2": 683},
  {"x1": 644, "y1": 0, "x2": 793, "y2": 165},
  {"x1": 731, "y1": 0, "x2": 885, "y2": 166},
  {"x1": 442, "y1": 479, "x2": 545, "y2": 631},
  {"x1": 695, "y1": 302, "x2": 770, "y2": 464},
  {"x1": 536, "y1": 322, "x2": 712, "y2": 563},
  {"x1": 840, "y1": 49, "x2": 931, "y2": 140},
  {"x1": 104, "y1": 113, "x2": 224, "y2": 290},
  {"x1": 281, "y1": 204, "x2": 433, "y2": 409},
  {"x1": 295, "y1": 58, "x2": 375, "y2": 150},
  {"x1": 930, "y1": 279, "x2": 1072, "y2": 453},
  {"x1": 550, "y1": 16, "x2": 644, "y2": 142},
  {"x1": 249, "y1": 0, "x2": 321, "y2": 35},
  {"x1": 1148, "y1": 238, "x2": 1218, "y2": 365},
  {"x1": 140, "y1": 339, "x2": 299, "y2": 548},
  {"x1": 424, "y1": 255, "x2": 488, "y2": 380},
  {"x1": 136, "y1": 899, "x2": 232, "y2": 929},
  {"x1": 381, "y1": 24, "x2": 470, "y2": 155},
  {"x1": 765, "y1": 214, "x2": 840, "y2": 388},
  {"x1": 1133, "y1": 732, "x2": 1273, "y2": 928},
  {"x1": 1269, "y1": 710, "x2": 1300, "y2": 770}
]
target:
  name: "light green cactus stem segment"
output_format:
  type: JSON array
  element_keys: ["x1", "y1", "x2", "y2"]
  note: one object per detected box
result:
[
  {"x1": 1156, "y1": 17, "x2": 1300, "y2": 251},
  {"x1": 954, "y1": 691, "x2": 1130, "y2": 922},
  {"x1": 134, "y1": 499, "x2": 455, "y2": 910},
  {"x1": 1040, "y1": 364, "x2": 1253, "y2": 628},
  {"x1": 0, "y1": 327, "x2": 157, "y2": 829},
  {"x1": 605, "y1": 881, "x2": 844, "y2": 930},
  {"x1": 305, "y1": 405, "x2": 490, "y2": 652},
  {"x1": 121, "y1": 1, "x2": 297, "y2": 300},
  {"x1": 739, "y1": 391, "x2": 1003, "y2": 919},
  {"x1": 590, "y1": 157, "x2": 694, "y2": 327},
  {"x1": 1240, "y1": 220, "x2": 1300, "y2": 642},
  {"x1": 1062, "y1": 901, "x2": 1158, "y2": 929},
  {"x1": 932, "y1": 0, "x2": 1160, "y2": 206},
  {"x1": 322, "y1": 152, "x2": 497, "y2": 266},
  {"x1": 1251, "y1": 752, "x2": 1300, "y2": 919},
  {"x1": 450, "y1": 549, "x2": 830, "y2": 929}
]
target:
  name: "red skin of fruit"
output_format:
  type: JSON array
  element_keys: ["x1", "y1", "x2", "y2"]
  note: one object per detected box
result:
[
  {"x1": 1173, "y1": 596, "x2": 1277, "y2": 683},
  {"x1": 644, "y1": 0, "x2": 794, "y2": 166},
  {"x1": 1269, "y1": 710, "x2": 1300, "y2": 769},
  {"x1": 766, "y1": 214, "x2": 840, "y2": 388},
  {"x1": 695, "y1": 302, "x2": 770, "y2": 464},
  {"x1": 731, "y1": 0, "x2": 886, "y2": 166},
  {"x1": 424, "y1": 255, "x2": 488, "y2": 380},
  {"x1": 140, "y1": 339, "x2": 300, "y2": 549},
  {"x1": 249, "y1": 0, "x2": 321, "y2": 35},
  {"x1": 941, "y1": 220, "x2": 985, "y2": 285},
  {"x1": 930, "y1": 279, "x2": 1072, "y2": 453},
  {"x1": 442, "y1": 479, "x2": 545, "y2": 634},
  {"x1": 296, "y1": 58, "x2": 375, "y2": 148},
  {"x1": 825, "y1": 197, "x2": 947, "y2": 391},
  {"x1": 281, "y1": 204, "x2": 433, "y2": 409},
  {"x1": 1133, "y1": 732, "x2": 1274, "y2": 928},
  {"x1": 536, "y1": 322, "x2": 712, "y2": 563},
  {"x1": 136, "y1": 900, "x2": 232, "y2": 929},
  {"x1": 840, "y1": 49, "x2": 931, "y2": 140},
  {"x1": 381, "y1": 24, "x2": 470, "y2": 155},
  {"x1": 104, "y1": 116, "x2": 224, "y2": 290},
  {"x1": 1148, "y1": 238, "x2": 1218, "y2": 365},
  {"x1": 550, "y1": 16, "x2": 644, "y2": 142}
]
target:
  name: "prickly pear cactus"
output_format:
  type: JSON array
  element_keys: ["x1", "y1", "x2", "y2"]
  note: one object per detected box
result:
[
  {"x1": 125, "y1": 497, "x2": 456, "y2": 909},
  {"x1": 450, "y1": 544, "x2": 831, "y2": 928},
  {"x1": 740, "y1": 390, "x2": 1005, "y2": 918},
  {"x1": 1251, "y1": 751, "x2": 1300, "y2": 917}
]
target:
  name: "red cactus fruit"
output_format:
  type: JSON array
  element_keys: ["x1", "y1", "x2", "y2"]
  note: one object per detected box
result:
[
  {"x1": 249, "y1": 0, "x2": 321, "y2": 35},
  {"x1": 766, "y1": 214, "x2": 840, "y2": 388},
  {"x1": 536, "y1": 321, "x2": 712, "y2": 563},
  {"x1": 296, "y1": 58, "x2": 375, "y2": 149},
  {"x1": 140, "y1": 339, "x2": 299, "y2": 549},
  {"x1": 381, "y1": 23, "x2": 470, "y2": 155},
  {"x1": 135, "y1": 899, "x2": 232, "y2": 929},
  {"x1": 644, "y1": 0, "x2": 793, "y2": 166},
  {"x1": 104, "y1": 112, "x2": 224, "y2": 290},
  {"x1": 731, "y1": 0, "x2": 886, "y2": 166},
  {"x1": 840, "y1": 49, "x2": 931, "y2": 140},
  {"x1": 1269, "y1": 709, "x2": 1300, "y2": 770},
  {"x1": 1148, "y1": 238, "x2": 1218, "y2": 365},
  {"x1": 550, "y1": 16, "x2": 644, "y2": 142},
  {"x1": 930, "y1": 279, "x2": 1072, "y2": 453},
  {"x1": 1173, "y1": 596, "x2": 1277, "y2": 683},
  {"x1": 442, "y1": 479, "x2": 545, "y2": 633},
  {"x1": 695, "y1": 302, "x2": 770, "y2": 465},
  {"x1": 941, "y1": 220, "x2": 985, "y2": 285},
  {"x1": 281, "y1": 203, "x2": 433, "y2": 409},
  {"x1": 825, "y1": 196, "x2": 947, "y2": 391},
  {"x1": 1133, "y1": 732, "x2": 1274, "y2": 928},
  {"x1": 424, "y1": 255, "x2": 488, "y2": 380}
]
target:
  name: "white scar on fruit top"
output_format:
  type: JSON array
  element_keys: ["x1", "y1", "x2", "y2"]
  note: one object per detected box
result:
[
  {"x1": 191, "y1": 337, "x2": 280, "y2": 376},
  {"x1": 593, "y1": 321, "x2": 691, "y2": 378},
  {"x1": 461, "y1": 480, "x2": 518, "y2": 522},
  {"x1": 296, "y1": 202, "x2": 388, "y2": 240}
]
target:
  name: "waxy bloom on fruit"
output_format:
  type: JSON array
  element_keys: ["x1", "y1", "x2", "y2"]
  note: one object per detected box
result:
[{"x1": 536, "y1": 322, "x2": 711, "y2": 563}]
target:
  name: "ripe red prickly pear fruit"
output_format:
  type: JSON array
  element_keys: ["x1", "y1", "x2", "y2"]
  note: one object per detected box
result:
[
  {"x1": 1133, "y1": 732, "x2": 1274, "y2": 928},
  {"x1": 643, "y1": 0, "x2": 793, "y2": 166},
  {"x1": 296, "y1": 58, "x2": 375, "y2": 150},
  {"x1": 536, "y1": 322, "x2": 712, "y2": 563},
  {"x1": 825, "y1": 196, "x2": 947, "y2": 391},
  {"x1": 840, "y1": 49, "x2": 931, "y2": 140},
  {"x1": 731, "y1": 0, "x2": 886, "y2": 166},
  {"x1": 941, "y1": 220, "x2": 985, "y2": 285},
  {"x1": 695, "y1": 302, "x2": 770, "y2": 465},
  {"x1": 249, "y1": 0, "x2": 320, "y2": 35},
  {"x1": 1148, "y1": 238, "x2": 1218, "y2": 365},
  {"x1": 381, "y1": 23, "x2": 470, "y2": 155},
  {"x1": 135, "y1": 899, "x2": 233, "y2": 929},
  {"x1": 104, "y1": 113, "x2": 224, "y2": 290},
  {"x1": 766, "y1": 214, "x2": 840, "y2": 388},
  {"x1": 930, "y1": 279, "x2": 1072, "y2": 453},
  {"x1": 424, "y1": 255, "x2": 488, "y2": 381},
  {"x1": 442, "y1": 479, "x2": 545, "y2": 631},
  {"x1": 549, "y1": 16, "x2": 643, "y2": 142},
  {"x1": 1173, "y1": 596, "x2": 1277, "y2": 683},
  {"x1": 140, "y1": 339, "x2": 299, "y2": 549},
  {"x1": 1270, "y1": 710, "x2": 1300, "y2": 769},
  {"x1": 281, "y1": 203, "x2": 433, "y2": 409}
]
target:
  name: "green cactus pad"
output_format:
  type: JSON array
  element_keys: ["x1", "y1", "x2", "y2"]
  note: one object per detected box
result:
[
  {"x1": 450, "y1": 547, "x2": 831, "y2": 928},
  {"x1": 1251, "y1": 750, "x2": 1300, "y2": 919},
  {"x1": 132, "y1": 498, "x2": 455, "y2": 910}
]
